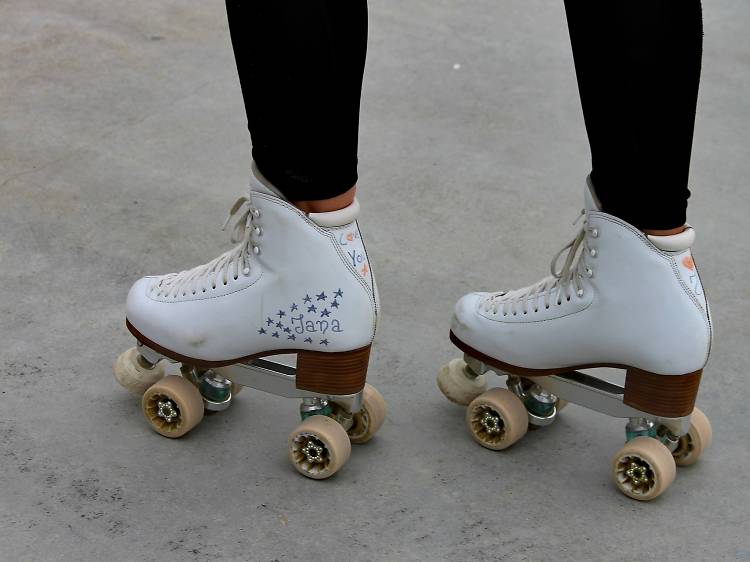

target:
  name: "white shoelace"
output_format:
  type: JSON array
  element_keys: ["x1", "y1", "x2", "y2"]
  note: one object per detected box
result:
[
  {"x1": 482, "y1": 210, "x2": 598, "y2": 316},
  {"x1": 152, "y1": 196, "x2": 262, "y2": 298}
]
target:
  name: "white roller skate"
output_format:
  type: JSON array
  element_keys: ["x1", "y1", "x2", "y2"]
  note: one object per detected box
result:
[
  {"x1": 438, "y1": 176, "x2": 713, "y2": 500},
  {"x1": 114, "y1": 164, "x2": 385, "y2": 480}
]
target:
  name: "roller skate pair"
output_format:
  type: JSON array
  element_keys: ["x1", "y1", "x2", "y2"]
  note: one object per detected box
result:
[
  {"x1": 114, "y1": 170, "x2": 712, "y2": 497},
  {"x1": 114, "y1": 164, "x2": 384, "y2": 479},
  {"x1": 438, "y1": 177, "x2": 713, "y2": 500}
]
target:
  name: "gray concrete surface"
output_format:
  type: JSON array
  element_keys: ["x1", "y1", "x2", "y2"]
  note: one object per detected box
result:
[{"x1": 2, "y1": 1, "x2": 749, "y2": 561}]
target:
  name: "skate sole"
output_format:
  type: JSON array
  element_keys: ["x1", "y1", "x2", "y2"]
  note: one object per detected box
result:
[
  {"x1": 126, "y1": 319, "x2": 371, "y2": 395},
  {"x1": 449, "y1": 331, "x2": 701, "y2": 418}
]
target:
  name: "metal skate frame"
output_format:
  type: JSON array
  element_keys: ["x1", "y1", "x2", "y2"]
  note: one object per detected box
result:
[
  {"x1": 464, "y1": 355, "x2": 691, "y2": 439},
  {"x1": 137, "y1": 342, "x2": 364, "y2": 414}
]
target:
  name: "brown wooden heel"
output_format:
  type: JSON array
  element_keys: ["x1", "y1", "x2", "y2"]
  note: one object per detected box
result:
[
  {"x1": 295, "y1": 345, "x2": 371, "y2": 395},
  {"x1": 623, "y1": 368, "x2": 702, "y2": 418}
]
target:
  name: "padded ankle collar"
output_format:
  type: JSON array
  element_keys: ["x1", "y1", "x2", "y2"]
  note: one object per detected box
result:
[
  {"x1": 647, "y1": 226, "x2": 695, "y2": 252},
  {"x1": 308, "y1": 198, "x2": 360, "y2": 227}
]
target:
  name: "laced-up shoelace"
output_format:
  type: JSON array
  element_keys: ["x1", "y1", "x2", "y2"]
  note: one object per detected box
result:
[
  {"x1": 152, "y1": 196, "x2": 262, "y2": 298},
  {"x1": 482, "y1": 210, "x2": 598, "y2": 316}
]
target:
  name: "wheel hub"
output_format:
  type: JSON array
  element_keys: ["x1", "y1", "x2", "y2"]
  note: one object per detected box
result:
[
  {"x1": 156, "y1": 399, "x2": 179, "y2": 423},
  {"x1": 301, "y1": 438, "x2": 326, "y2": 464},
  {"x1": 623, "y1": 458, "x2": 652, "y2": 488},
  {"x1": 480, "y1": 411, "x2": 503, "y2": 434}
]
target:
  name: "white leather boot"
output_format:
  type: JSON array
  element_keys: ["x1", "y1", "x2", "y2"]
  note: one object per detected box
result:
[
  {"x1": 450, "y1": 177, "x2": 712, "y2": 416},
  {"x1": 124, "y1": 164, "x2": 378, "y2": 395}
]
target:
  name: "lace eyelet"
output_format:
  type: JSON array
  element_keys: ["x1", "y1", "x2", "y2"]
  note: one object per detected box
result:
[
  {"x1": 253, "y1": 246, "x2": 261, "y2": 255},
  {"x1": 243, "y1": 267, "x2": 251, "y2": 275},
  {"x1": 591, "y1": 228, "x2": 599, "y2": 238},
  {"x1": 586, "y1": 268, "x2": 593, "y2": 278},
  {"x1": 590, "y1": 248, "x2": 597, "y2": 257},
  {"x1": 253, "y1": 209, "x2": 261, "y2": 218},
  {"x1": 577, "y1": 289, "x2": 584, "y2": 297},
  {"x1": 566, "y1": 296, "x2": 570, "y2": 301},
  {"x1": 254, "y1": 226, "x2": 262, "y2": 236},
  {"x1": 233, "y1": 276, "x2": 238, "y2": 281}
]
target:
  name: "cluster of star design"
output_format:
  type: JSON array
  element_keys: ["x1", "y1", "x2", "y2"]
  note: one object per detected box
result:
[{"x1": 257, "y1": 288, "x2": 344, "y2": 346}]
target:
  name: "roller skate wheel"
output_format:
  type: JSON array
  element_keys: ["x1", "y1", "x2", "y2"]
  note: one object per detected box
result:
[
  {"x1": 612, "y1": 436, "x2": 676, "y2": 501},
  {"x1": 466, "y1": 388, "x2": 528, "y2": 450},
  {"x1": 347, "y1": 383, "x2": 386, "y2": 444},
  {"x1": 437, "y1": 358, "x2": 488, "y2": 406},
  {"x1": 142, "y1": 375, "x2": 204, "y2": 438},
  {"x1": 113, "y1": 347, "x2": 165, "y2": 395},
  {"x1": 673, "y1": 407, "x2": 711, "y2": 466},
  {"x1": 288, "y1": 415, "x2": 351, "y2": 480}
]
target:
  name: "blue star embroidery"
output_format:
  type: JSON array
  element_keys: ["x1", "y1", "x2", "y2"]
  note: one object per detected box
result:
[
  {"x1": 330, "y1": 300, "x2": 339, "y2": 309},
  {"x1": 277, "y1": 310, "x2": 286, "y2": 318},
  {"x1": 283, "y1": 327, "x2": 291, "y2": 334},
  {"x1": 288, "y1": 334, "x2": 296, "y2": 340},
  {"x1": 307, "y1": 304, "x2": 317, "y2": 313},
  {"x1": 316, "y1": 291, "x2": 327, "y2": 301},
  {"x1": 266, "y1": 317, "x2": 274, "y2": 326},
  {"x1": 258, "y1": 328, "x2": 266, "y2": 335},
  {"x1": 320, "y1": 309, "x2": 330, "y2": 317},
  {"x1": 272, "y1": 332, "x2": 279, "y2": 338},
  {"x1": 303, "y1": 294, "x2": 312, "y2": 303},
  {"x1": 320, "y1": 339, "x2": 329, "y2": 346},
  {"x1": 276, "y1": 321, "x2": 283, "y2": 329},
  {"x1": 290, "y1": 303, "x2": 298, "y2": 311},
  {"x1": 304, "y1": 337, "x2": 313, "y2": 343},
  {"x1": 334, "y1": 289, "x2": 343, "y2": 298}
]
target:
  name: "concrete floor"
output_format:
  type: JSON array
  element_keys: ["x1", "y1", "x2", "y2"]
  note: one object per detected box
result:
[{"x1": 2, "y1": 1, "x2": 749, "y2": 560}]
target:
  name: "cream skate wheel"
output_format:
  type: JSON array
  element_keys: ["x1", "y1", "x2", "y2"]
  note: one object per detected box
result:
[
  {"x1": 288, "y1": 415, "x2": 351, "y2": 480},
  {"x1": 113, "y1": 347, "x2": 165, "y2": 395},
  {"x1": 347, "y1": 384, "x2": 386, "y2": 444},
  {"x1": 673, "y1": 407, "x2": 712, "y2": 466},
  {"x1": 612, "y1": 436, "x2": 676, "y2": 501},
  {"x1": 437, "y1": 358, "x2": 488, "y2": 406},
  {"x1": 466, "y1": 388, "x2": 528, "y2": 450},
  {"x1": 142, "y1": 375, "x2": 204, "y2": 438}
]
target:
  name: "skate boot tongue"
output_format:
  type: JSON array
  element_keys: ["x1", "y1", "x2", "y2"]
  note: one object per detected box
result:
[
  {"x1": 250, "y1": 162, "x2": 287, "y2": 199},
  {"x1": 585, "y1": 174, "x2": 603, "y2": 212}
]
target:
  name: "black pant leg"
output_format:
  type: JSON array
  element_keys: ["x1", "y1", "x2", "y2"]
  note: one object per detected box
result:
[
  {"x1": 225, "y1": 1, "x2": 368, "y2": 201},
  {"x1": 564, "y1": 1, "x2": 703, "y2": 230}
]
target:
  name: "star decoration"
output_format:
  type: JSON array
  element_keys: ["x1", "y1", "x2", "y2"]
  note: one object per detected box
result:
[
  {"x1": 320, "y1": 339, "x2": 329, "y2": 346},
  {"x1": 290, "y1": 303, "x2": 298, "y2": 311},
  {"x1": 272, "y1": 332, "x2": 279, "y2": 338},
  {"x1": 276, "y1": 321, "x2": 283, "y2": 329},
  {"x1": 277, "y1": 310, "x2": 286, "y2": 318},
  {"x1": 334, "y1": 289, "x2": 343, "y2": 298},
  {"x1": 288, "y1": 334, "x2": 296, "y2": 340},
  {"x1": 330, "y1": 300, "x2": 339, "y2": 309},
  {"x1": 303, "y1": 294, "x2": 312, "y2": 303},
  {"x1": 304, "y1": 337, "x2": 313, "y2": 344},
  {"x1": 283, "y1": 327, "x2": 291, "y2": 334},
  {"x1": 258, "y1": 328, "x2": 266, "y2": 335},
  {"x1": 307, "y1": 304, "x2": 317, "y2": 313},
  {"x1": 320, "y1": 309, "x2": 330, "y2": 317},
  {"x1": 316, "y1": 291, "x2": 327, "y2": 301},
  {"x1": 266, "y1": 317, "x2": 274, "y2": 326}
]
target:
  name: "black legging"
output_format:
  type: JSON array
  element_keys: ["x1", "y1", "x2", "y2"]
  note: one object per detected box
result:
[{"x1": 226, "y1": 1, "x2": 703, "y2": 230}]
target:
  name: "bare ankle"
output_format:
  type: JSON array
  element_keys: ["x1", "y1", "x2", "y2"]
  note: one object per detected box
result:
[{"x1": 643, "y1": 225, "x2": 687, "y2": 236}]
